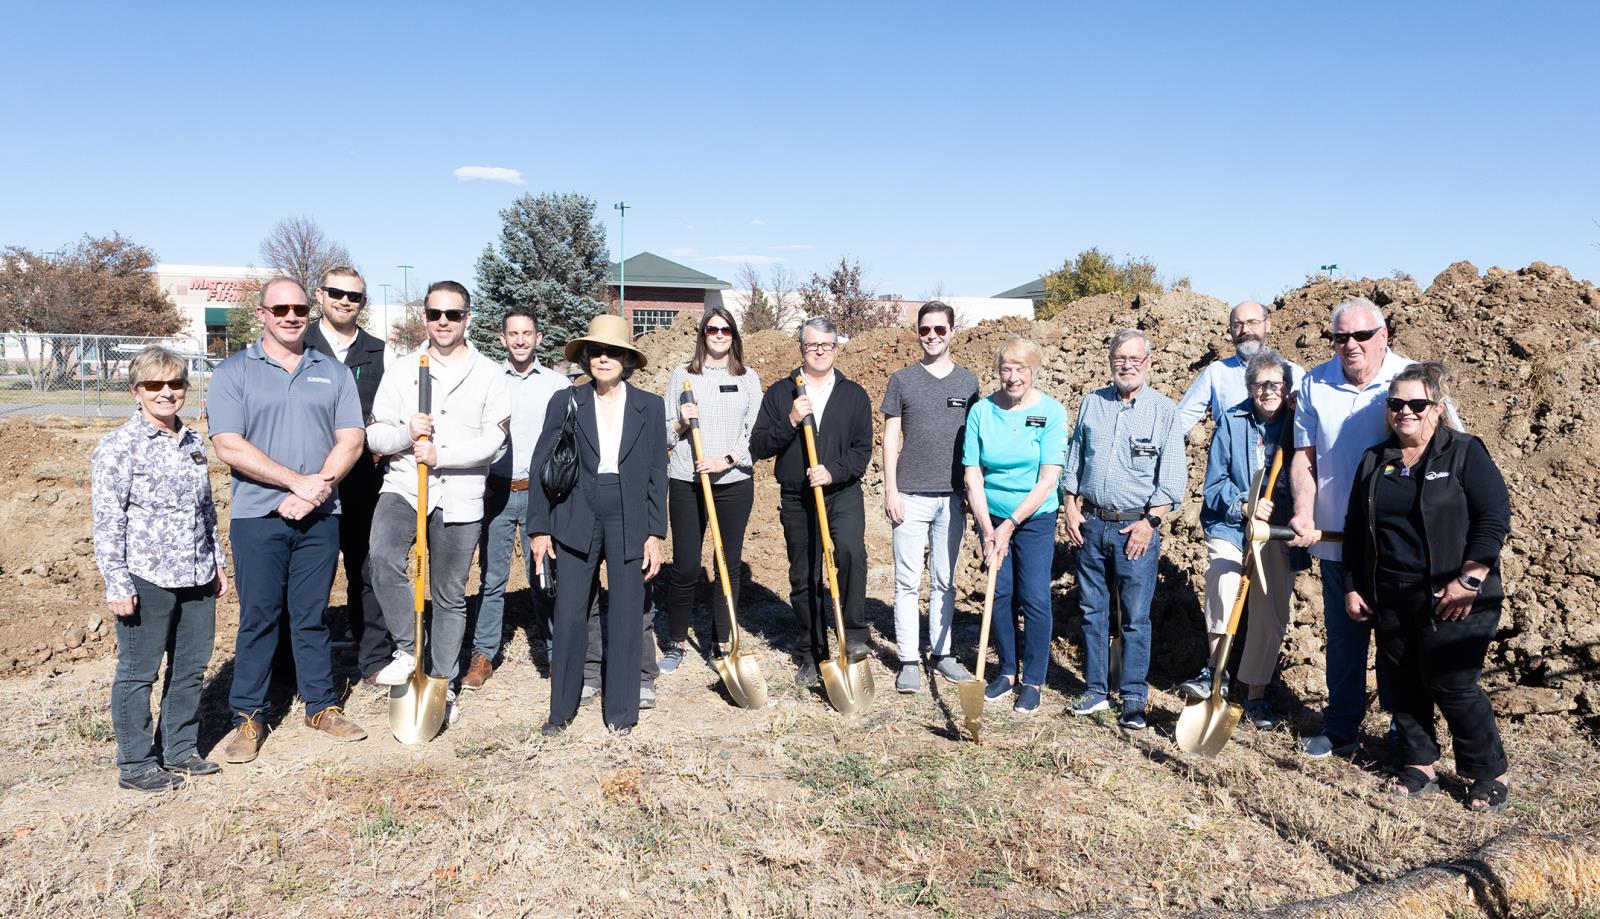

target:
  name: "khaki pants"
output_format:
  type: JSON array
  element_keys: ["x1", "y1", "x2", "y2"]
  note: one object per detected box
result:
[{"x1": 1203, "y1": 536, "x2": 1293, "y2": 687}]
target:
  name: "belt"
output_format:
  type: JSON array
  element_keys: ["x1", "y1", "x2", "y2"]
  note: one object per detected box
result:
[
  {"x1": 1083, "y1": 503, "x2": 1145, "y2": 522},
  {"x1": 491, "y1": 475, "x2": 531, "y2": 492}
]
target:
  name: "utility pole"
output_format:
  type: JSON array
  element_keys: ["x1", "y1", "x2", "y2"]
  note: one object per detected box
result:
[
  {"x1": 613, "y1": 202, "x2": 630, "y2": 319},
  {"x1": 378, "y1": 282, "x2": 393, "y2": 338},
  {"x1": 397, "y1": 264, "x2": 414, "y2": 306}
]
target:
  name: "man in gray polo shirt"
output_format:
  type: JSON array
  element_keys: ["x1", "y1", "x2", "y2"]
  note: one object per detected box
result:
[
  {"x1": 881, "y1": 301, "x2": 979, "y2": 693},
  {"x1": 208, "y1": 277, "x2": 369, "y2": 763}
]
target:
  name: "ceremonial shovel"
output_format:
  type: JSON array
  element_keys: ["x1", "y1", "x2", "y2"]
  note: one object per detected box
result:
[
  {"x1": 389, "y1": 355, "x2": 450, "y2": 744},
  {"x1": 683, "y1": 383, "x2": 768, "y2": 709},
  {"x1": 959, "y1": 562, "x2": 1000, "y2": 742}
]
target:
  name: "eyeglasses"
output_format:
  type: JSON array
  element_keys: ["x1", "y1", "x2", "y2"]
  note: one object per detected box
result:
[
  {"x1": 138, "y1": 378, "x2": 189, "y2": 393},
  {"x1": 704, "y1": 325, "x2": 734, "y2": 338},
  {"x1": 1386, "y1": 397, "x2": 1436, "y2": 414},
  {"x1": 801, "y1": 341, "x2": 837, "y2": 354},
  {"x1": 264, "y1": 303, "x2": 310, "y2": 318},
  {"x1": 1230, "y1": 318, "x2": 1265, "y2": 330},
  {"x1": 1111, "y1": 354, "x2": 1148, "y2": 367},
  {"x1": 1249, "y1": 380, "x2": 1285, "y2": 393},
  {"x1": 321, "y1": 286, "x2": 366, "y2": 304},
  {"x1": 918, "y1": 324, "x2": 949, "y2": 337},
  {"x1": 1333, "y1": 327, "x2": 1382, "y2": 345},
  {"x1": 425, "y1": 308, "x2": 467, "y2": 322},
  {"x1": 587, "y1": 345, "x2": 629, "y2": 360}
]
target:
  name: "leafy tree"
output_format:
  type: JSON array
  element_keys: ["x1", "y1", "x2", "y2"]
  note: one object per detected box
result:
[
  {"x1": 797, "y1": 256, "x2": 899, "y2": 337},
  {"x1": 737, "y1": 263, "x2": 777, "y2": 332},
  {"x1": 1038, "y1": 247, "x2": 1168, "y2": 320},
  {"x1": 224, "y1": 291, "x2": 262, "y2": 354},
  {"x1": 258, "y1": 215, "x2": 353, "y2": 301},
  {"x1": 470, "y1": 193, "x2": 608, "y2": 364}
]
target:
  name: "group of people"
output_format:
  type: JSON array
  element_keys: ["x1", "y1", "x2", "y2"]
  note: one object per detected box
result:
[{"x1": 90, "y1": 269, "x2": 1513, "y2": 813}]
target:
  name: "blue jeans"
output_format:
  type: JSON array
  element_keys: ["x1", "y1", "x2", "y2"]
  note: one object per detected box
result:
[
  {"x1": 228, "y1": 513, "x2": 340, "y2": 722},
  {"x1": 988, "y1": 512, "x2": 1057, "y2": 688},
  {"x1": 472, "y1": 479, "x2": 529, "y2": 660},
  {"x1": 112, "y1": 576, "x2": 216, "y2": 779},
  {"x1": 1077, "y1": 516, "x2": 1159, "y2": 706},
  {"x1": 1320, "y1": 558, "x2": 1392, "y2": 741}
]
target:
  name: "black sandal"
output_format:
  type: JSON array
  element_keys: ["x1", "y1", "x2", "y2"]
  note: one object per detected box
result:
[
  {"x1": 1391, "y1": 766, "x2": 1439, "y2": 798},
  {"x1": 1467, "y1": 778, "x2": 1509, "y2": 813}
]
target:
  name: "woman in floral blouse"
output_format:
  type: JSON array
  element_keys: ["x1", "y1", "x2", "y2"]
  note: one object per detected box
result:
[{"x1": 91, "y1": 346, "x2": 228, "y2": 792}]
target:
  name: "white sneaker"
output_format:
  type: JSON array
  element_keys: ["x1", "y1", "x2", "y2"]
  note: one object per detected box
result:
[
  {"x1": 445, "y1": 689, "x2": 460, "y2": 726},
  {"x1": 372, "y1": 651, "x2": 416, "y2": 686}
]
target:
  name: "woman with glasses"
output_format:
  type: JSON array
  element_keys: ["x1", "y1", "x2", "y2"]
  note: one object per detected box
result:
[
  {"x1": 1342, "y1": 362, "x2": 1512, "y2": 811},
  {"x1": 1179, "y1": 348, "x2": 1308, "y2": 729},
  {"x1": 660, "y1": 307, "x2": 762, "y2": 672},
  {"x1": 91, "y1": 347, "x2": 228, "y2": 791},
  {"x1": 530, "y1": 315, "x2": 667, "y2": 736}
]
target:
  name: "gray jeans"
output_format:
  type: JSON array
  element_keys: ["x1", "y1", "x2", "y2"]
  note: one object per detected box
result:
[
  {"x1": 369, "y1": 493, "x2": 479, "y2": 683},
  {"x1": 113, "y1": 575, "x2": 216, "y2": 779}
]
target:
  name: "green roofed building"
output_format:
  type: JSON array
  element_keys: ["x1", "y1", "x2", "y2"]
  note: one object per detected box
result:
[
  {"x1": 993, "y1": 277, "x2": 1048, "y2": 300},
  {"x1": 607, "y1": 252, "x2": 732, "y2": 338}
]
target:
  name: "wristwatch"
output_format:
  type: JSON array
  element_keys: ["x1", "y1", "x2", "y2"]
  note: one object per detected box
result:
[
  {"x1": 1457, "y1": 573, "x2": 1484, "y2": 592},
  {"x1": 1144, "y1": 512, "x2": 1164, "y2": 528},
  {"x1": 724, "y1": 453, "x2": 736, "y2": 467}
]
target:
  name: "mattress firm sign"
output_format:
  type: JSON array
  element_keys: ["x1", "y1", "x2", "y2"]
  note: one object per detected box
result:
[{"x1": 187, "y1": 277, "x2": 260, "y2": 302}]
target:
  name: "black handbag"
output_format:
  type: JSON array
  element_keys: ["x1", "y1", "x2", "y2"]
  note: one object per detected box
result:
[{"x1": 540, "y1": 391, "x2": 580, "y2": 502}]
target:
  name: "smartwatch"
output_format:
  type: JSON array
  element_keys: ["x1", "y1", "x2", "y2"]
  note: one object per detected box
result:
[
  {"x1": 724, "y1": 453, "x2": 736, "y2": 467},
  {"x1": 1144, "y1": 512, "x2": 1164, "y2": 528},
  {"x1": 1458, "y1": 573, "x2": 1484, "y2": 592}
]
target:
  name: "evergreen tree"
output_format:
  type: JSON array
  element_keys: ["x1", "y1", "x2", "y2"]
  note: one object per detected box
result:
[{"x1": 470, "y1": 193, "x2": 609, "y2": 364}]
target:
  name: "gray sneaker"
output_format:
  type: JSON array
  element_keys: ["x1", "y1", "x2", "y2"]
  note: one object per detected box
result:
[
  {"x1": 895, "y1": 664, "x2": 921, "y2": 694},
  {"x1": 640, "y1": 686, "x2": 656, "y2": 710},
  {"x1": 932, "y1": 656, "x2": 973, "y2": 683},
  {"x1": 1298, "y1": 734, "x2": 1358, "y2": 759},
  {"x1": 658, "y1": 641, "x2": 685, "y2": 674},
  {"x1": 1242, "y1": 699, "x2": 1278, "y2": 729},
  {"x1": 580, "y1": 685, "x2": 599, "y2": 707}
]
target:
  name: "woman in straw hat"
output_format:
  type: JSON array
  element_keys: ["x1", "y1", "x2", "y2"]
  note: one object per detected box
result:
[{"x1": 529, "y1": 314, "x2": 667, "y2": 736}]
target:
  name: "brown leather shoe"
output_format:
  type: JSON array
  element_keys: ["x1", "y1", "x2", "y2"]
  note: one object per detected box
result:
[
  {"x1": 305, "y1": 706, "x2": 367, "y2": 741},
  {"x1": 462, "y1": 653, "x2": 494, "y2": 690},
  {"x1": 223, "y1": 718, "x2": 267, "y2": 764}
]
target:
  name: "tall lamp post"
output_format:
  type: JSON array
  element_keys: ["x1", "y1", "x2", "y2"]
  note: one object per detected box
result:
[
  {"x1": 613, "y1": 202, "x2": 630, "y2": 320},
  {"x1": 378, "y1": 282, "x2": 393, "y2": 339},
  {"x1": 397, "y1": 264, "x2": 414, "y2": 306},
  {"x1": 1320, "y1": 263, "x2": 1339, "y2": 281}
]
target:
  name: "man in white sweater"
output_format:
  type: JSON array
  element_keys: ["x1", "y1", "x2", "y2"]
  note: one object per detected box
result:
[{"x1": 366, "y1": 282, "x2": 510, "y2": 727}]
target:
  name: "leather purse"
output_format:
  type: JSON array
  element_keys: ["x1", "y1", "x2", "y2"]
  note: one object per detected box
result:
[{"x1": 540, "y1": 391, "x2": 580, "y2": 502}]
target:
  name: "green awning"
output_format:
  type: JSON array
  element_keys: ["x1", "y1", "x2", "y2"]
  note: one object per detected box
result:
[{"x1": 204, "y1": 307, "x2": 232, "y2": 326}]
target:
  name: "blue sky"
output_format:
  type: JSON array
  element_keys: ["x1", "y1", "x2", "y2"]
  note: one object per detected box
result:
[{"x1": 3, "y1": 1, "x2": 1597, "y2": 306}]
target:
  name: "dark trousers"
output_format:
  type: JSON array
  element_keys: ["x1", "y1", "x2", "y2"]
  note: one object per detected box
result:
[
  {"x1": 667, "y1": 477, "x2": 753, "y2": 645},
  {"x1": 988, "y1": 512, "x2": 1058, "y2": 688},
  {"x1": 779, "y1": 483, "x2": 868, "y2": 663},
  {"x1": 229, "y1": 513, "x2": 341, "y2": 722},
  {"x1": 549, "y1": 476, "x2": 646, "y2": 731},
  {"x1": 339, "y1": 460, "x2": 392, "y2": 676},
  {"x1": 1373, "y1": 573, "x2": 1508, "y2": 780},
  {"x1": 112, "y1": 576, "x2": 216, "y2": 779}
]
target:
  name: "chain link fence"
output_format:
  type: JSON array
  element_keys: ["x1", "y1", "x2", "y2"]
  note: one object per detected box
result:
[{"x1": 0, "y1": 333, "x2": 211, "y2": 419}]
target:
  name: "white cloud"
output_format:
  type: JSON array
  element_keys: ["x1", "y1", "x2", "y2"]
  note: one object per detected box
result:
[
  {"x1": 453, "y1": 165, "x2": 527, "y2": 185},
  {"x1": 749, "y1": 218, "x2": 768, "y2": 226},
  {"x1": 698, "y1": 254, "x2": 784, "y2": 265},
  {"x1": 766, "y1": 244, "x2": 815, "y2": 251}
]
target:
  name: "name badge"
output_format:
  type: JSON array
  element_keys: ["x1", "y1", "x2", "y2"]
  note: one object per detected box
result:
[
  {"x1": 1025, "y1": 415, "x2": 1046, "y2": 428},
  {"x1": 947, "y1": 396, "x2": 968, "y2": 409},
  {"x1": 1130, "y1": 437, "x2": 1158, "y2": 458},
  {"x1": 307, "y1": 376, "x2": 333, "y2": 384},
  {"x1": 720, "y1": 384, "x2": 739, "y2": 393},
  {"x1": 190, "y1": 450, "x2": 206, "y2": 465}
]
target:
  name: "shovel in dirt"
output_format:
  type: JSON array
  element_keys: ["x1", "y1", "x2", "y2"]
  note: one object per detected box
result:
[
  {"x1": 795, "y1": 375, "x2": 874, "y2": 715},
  {"x1": 390, "y1": 354, "x2": 450, "y2": 744},
  {"x1": 683, "y1": 383, "x2": 768, "y2": 710},
  {"x1": 960, "y1": 562, "x2": 1000, "y2": 742}
]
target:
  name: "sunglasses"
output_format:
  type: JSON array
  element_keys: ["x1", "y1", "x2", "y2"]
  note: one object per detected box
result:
[
  {"x1": 425, "y1": 308, "x2": 467, "y2": 322},
  {"x1": 588, "y1": 345, "x2": 629, "y2": 360},
  {"x1": 1333, "y1": 327, "x2": 1382, "y2": 345},
  {"x1": 704, "y1": 325, "x2": 734, "y2": 338},
  {"x1": 138, "y1": 378, "x2": 189, "y2": 393},
  {"x1": 264, "y1": 303, "x2": 310, "y2": 318},
  {"x1": 1386, "y1": 397, "x2": 1436, "y2": 414},
  {"x1": 918, "y1": 324, "x2": 949, "y2": 337},
  {"x1": 321, "y1": 286, "x2": 366, "y2": 304}
]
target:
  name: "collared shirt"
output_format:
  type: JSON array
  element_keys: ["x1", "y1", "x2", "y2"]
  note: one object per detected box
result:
[
  {"x1": 596, "y1": 382, "x2": 627, "y2": 475},
  {"x1": 962, "y1": 391, "x2": 1068, "y2": 520},
  {"x1": 490, "y1": 359, "x2": 570, "y2": 480},
  {"x1": 664, "y1": 362, "x2": 762, "y2": 484},
  {"x1": 206, "y1": 340, "x2": 364, "y2": 519},
  {"x1": 1294, "y1": 348, "x2": 1414, "y2": 561},
  {"x1": 317, "y1": 319, "x2": 358, "y2": 363},
  {"x1": 805, "y1": 370, "x2": 838, "y2": 428},
  {"x1": 92, "y1": 414, "x2": 224, "y2": 600},
  {"x1": 1062, "y1": 384, "x2": 1186, "y2": 511},
  {"x1": 1175, "y1": 352, "x2": 1306, "y2": 435}
]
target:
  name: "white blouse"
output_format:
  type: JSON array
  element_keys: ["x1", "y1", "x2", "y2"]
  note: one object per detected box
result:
[{"x1": 595, "y1": 383, "x2": 627, "y2": 474}]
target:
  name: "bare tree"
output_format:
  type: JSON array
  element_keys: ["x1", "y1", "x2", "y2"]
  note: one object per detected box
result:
[
  {"x1": 258, "y1": 215, "x2": 353, "y2": 299},
  {"x1": 736, "y1": 263, "x2": 776, "y2": 332},
  {"x1": 798, "y1": 256, "x2": 899, "y2": 336},
  {"x1": 389, "y1": 294, "x2": 428, "y2": 353},
  {"x1": 767, "y1": 263, "x2": 800, "y2": 331}
]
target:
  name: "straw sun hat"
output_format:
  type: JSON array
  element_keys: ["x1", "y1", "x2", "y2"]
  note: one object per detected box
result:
[{"x1": 563, "y1": 314, "x2": 648, "y2": 370}]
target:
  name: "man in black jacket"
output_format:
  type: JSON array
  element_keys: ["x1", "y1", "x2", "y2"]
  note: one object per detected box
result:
[
  {"x1": 750, "y1": 317, "x2": 874, "y2": 686},
  {"x1": 302, "y1": 265, "x2": 392, "y2": 685}
]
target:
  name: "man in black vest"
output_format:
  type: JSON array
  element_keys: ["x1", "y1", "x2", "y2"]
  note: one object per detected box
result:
[{"x1": 302, "y1": 265, "x2": 392, "y2": 686}]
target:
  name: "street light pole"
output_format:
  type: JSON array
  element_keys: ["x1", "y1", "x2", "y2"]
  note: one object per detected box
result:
[
  {"x1": 378, "y1": 283, "x2": 393, "y2": 338},
  {"x1": 613, "y1": 202, "x2": 630, "y2": 319},
  {"x1": 1320, "y1": 263, "x2": 1339, "y2": 281},
  {"x1": 397, "y1": 264, "x2": 414, "y2": 306}
]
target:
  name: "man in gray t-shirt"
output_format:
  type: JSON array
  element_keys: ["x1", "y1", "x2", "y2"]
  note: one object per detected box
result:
[{"x1": 880, "y1": 302, "x2": 981, "y2": 693}]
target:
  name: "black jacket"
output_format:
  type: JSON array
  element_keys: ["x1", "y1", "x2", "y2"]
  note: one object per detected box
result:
[
  {"x1": 304, "y1": 322, "x2": 387, "y2": 419},
  {"x1": 1342, "y1": 425, "x2": 1511, "y2": 610},
  {"x1": 527, "y1": 382, "x2": 668, "y2": 561},
  {"x1": 749, "y1": 369, "x2": 873, "y2": 494}
]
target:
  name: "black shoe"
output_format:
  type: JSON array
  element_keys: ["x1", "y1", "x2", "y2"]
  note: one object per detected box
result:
[
  {"x1": 846, "y1": 640, "x2": 871, "y2": 659},
  {"x1": 540, "y1": 721, "x2": 567, "y2": 737},
  {"x1": 119, "y1": 770, "x2": 184, "y2": 793},
  {"x1": 794, "y1": 659, "x2": 819, "y2": 687},
  {"x1": 163, "y1": 755, "x2": 221, "y2": 776}
]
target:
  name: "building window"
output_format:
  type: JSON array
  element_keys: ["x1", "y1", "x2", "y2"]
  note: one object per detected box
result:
[{"x1": 631, "y1": 309, "x2": 677, "y2": 338}]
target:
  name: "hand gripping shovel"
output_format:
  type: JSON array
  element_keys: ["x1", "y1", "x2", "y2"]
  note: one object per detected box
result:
[
  {"x1": 390, "y1": 354, "x2": 450, "y2": 744},
  {"x1": 683, "y1": 383, "x2": 768, "y2": 709},
  {"x1": 1176, "y1": 409, "x2": 1294, "y2": 756},
  {"x1": 795, "y1": 375, "x2": 874, "y2": 715},
  {"x1": 959, "y1": 562, "x2": 1000, "y2": 743}
]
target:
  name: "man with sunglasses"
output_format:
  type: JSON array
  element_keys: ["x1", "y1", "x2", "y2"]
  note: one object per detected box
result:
[
  {"x1": 302, "y1": 266, "x2": 395, "y2": 689},
  {"x1": 366, "y1": 282, "x2": 510, "y2": 729},
  {"x1": 881, "y1": 302, "x2": 979, "y2": 693},
  {"x1": 208, "y1": 277, "x2": 370, "y2": 762},
  {"x1": 1175, "y1": 301, "x2": 1303, "y2": 434},
  {"x1": 1287, "y1": 297, "x2": 1414, "y2": 758}
]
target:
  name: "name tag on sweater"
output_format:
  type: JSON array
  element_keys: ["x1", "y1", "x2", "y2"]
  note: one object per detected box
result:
[
  {"x1": 947, "y1": 396, "x2": 968, "y2": 408},
  {"x1": 1026, "y1": 416, "x2": 1046, "y2": 428},
  {"x1": 720, "y1": 384, "x2": 739, "y2": 393}
]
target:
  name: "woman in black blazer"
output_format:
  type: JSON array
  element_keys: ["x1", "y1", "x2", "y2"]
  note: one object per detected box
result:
[{"x1": 530, "y1": 315, "x2": 667, "y2": 735}]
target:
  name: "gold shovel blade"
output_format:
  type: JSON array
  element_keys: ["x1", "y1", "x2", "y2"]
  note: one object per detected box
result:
[
  {"x1": 714, "y1": 649, "x2": 769, "y2": 710},
  {"x1": 1174, "y1": 695, "x2": 1243, "y2": 757},
  {"x1": 958, "y1": 678, "x2": 986, "y2": 742},
  {"x1": 819, "y1": 653, "x2": 875, "y2": 716},
  {"x1": 389, "y1": 672, "x2": 450, "y2": 745}
]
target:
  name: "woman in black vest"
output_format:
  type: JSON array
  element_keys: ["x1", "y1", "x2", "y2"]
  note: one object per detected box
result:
[{"x1": 1342, "y1": 361, "x2": 1512, "y2": 811}]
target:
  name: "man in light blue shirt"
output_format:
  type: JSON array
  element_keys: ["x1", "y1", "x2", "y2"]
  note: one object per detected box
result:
[{"x1": 1175, "y1": 300, "x2": 1304, "y2": 435}]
